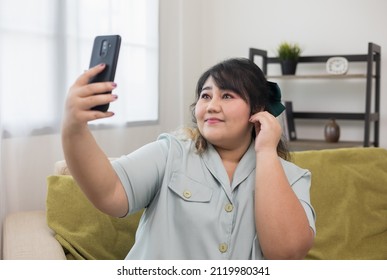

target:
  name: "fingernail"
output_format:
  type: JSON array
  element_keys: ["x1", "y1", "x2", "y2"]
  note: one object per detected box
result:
[
  {"x1": 99, "y1": 63, "x2": 105, "y2": 67},
  {"x1": 111, "y1": 82, "x2": 117, "y2": 88}
]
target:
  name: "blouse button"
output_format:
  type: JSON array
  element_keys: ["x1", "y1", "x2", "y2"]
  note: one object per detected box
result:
[
  {"x1": 183, "y1": 190, "x2": 192, "y2": 199},
  {"x1": 225, "y1": 203, "x2": 234, "y2": 212},
  {"x1": 219, "y1": 243, "x2": 228, "y2": 253}
]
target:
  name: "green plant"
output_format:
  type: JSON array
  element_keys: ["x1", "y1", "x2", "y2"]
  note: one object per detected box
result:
[{"x1": 277, "y1": 42, "x2": 302, "y2": 61}]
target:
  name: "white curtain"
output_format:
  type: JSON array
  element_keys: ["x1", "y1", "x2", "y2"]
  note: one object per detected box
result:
[
  {"x1": 0, "y1": 0, "x2": 159, "y2": 257},
  {"x1": 0, "y1": 87, "x2": 4, "y2": 259},
  {"x1": 0, "y1": 0, "x2": 159, "y2": 136}
]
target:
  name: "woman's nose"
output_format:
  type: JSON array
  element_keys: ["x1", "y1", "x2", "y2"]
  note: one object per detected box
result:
[{"x1": 207, "y1": 96, "x2": 221, "y2": 112}]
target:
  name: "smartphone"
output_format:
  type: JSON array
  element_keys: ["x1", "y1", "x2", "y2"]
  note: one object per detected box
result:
[{"x1": 88, "y1": 35, "x2": 121, "y2": 112}]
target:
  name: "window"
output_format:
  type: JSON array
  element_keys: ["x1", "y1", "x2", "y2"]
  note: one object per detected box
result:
[{"x1": 0, "y1": 0, "x2": 159, "y2": 136}]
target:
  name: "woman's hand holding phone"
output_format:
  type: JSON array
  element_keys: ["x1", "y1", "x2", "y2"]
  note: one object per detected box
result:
[
  {"x1": 63, "y1": 34, "x2": 121, "y2": 132},
  {"x1": 63, "y1": 64, "x2": 118, "y2": 131},
  {"x1": 88, "y1": 35, "x2": 121, "y2": 112}
]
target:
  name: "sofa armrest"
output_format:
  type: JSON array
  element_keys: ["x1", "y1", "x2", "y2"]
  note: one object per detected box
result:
[{"x1": 3, "y1": 210, "x2": 66, "y2": 260}]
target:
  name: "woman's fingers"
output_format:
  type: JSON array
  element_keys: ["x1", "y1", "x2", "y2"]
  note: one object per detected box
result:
[
  {"x1": 75, "y1": 109, "x2": 115, "y2": 123},
  {"x1": 74, "y1": 63, "x2": 106, "y2": 87},
  {"x1": 64, "y1": 66, "x2": 119, "y2": 124},
  {"x1": 80, "y1": 93, "x2": 118, "y2": 111},
  {"x1": 250, "y1": 111, "x2": 282, "y2": 151},
  {"x1": 71, "y1": 64, "x2": 118, "y2": 97}
]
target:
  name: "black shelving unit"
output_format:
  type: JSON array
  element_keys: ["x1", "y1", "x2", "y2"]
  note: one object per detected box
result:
[{"x1": 249, "y1": 42, "x2": 381, "y2": 150}]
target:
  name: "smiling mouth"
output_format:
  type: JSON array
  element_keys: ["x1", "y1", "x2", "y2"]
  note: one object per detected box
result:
[{"x1": 205, "y1": 118, "x2": 224, "y2": 124}]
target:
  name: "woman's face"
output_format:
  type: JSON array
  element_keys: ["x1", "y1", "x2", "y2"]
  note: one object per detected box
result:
[{"x1": 195, "y1": 76, "x2": 253, "y2": 150}]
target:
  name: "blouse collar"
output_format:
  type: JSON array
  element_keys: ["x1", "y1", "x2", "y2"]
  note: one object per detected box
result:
[{"x1": 201, "y1": 141, "x2": 256, "y2": 192}]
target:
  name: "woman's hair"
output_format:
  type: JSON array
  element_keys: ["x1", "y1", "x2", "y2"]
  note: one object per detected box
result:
[{"x1": 187, "y1": 58, "x2": 290, "y2": 160}]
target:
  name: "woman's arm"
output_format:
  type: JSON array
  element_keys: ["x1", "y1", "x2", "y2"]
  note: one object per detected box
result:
[
  {"x1": 250, "y1": 112, "x2": 314, "y2": 259},
  {"x1": 61, "y1": 64, "x2": 128, "y2": 217}
]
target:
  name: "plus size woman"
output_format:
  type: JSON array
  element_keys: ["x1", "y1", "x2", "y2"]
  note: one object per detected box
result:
[{"x1": 62, "y1": 58, "x2": 316, "y2": 260}]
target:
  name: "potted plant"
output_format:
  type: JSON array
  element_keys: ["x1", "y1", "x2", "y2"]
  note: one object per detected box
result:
[{"x1": 277, "y1": 42, "x2": 302, "y2": 75}]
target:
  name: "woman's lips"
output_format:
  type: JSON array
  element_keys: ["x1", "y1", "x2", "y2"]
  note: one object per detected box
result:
[{"x1": 205, "y1": 118, "x2": 223, "y2": 124}]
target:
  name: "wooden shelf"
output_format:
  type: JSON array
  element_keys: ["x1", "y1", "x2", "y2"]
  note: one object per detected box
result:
[{"x1": 288, "y1": 139, "x2": 366, "y2": 151}]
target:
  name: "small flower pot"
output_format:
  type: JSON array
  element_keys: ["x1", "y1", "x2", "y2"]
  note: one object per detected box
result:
[{"x1": 281, "y1": 59, "x2": 298, "y2": 75}]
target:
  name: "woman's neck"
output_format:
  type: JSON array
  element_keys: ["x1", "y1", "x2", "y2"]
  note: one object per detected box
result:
[{"x1": 214, "y1": 138, "x2": 252, "y2": 183}]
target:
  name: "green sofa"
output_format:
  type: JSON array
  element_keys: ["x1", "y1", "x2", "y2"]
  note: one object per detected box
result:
[
  {"x1": 293, "y1": 147, "x2": 387, "y2": 260},
  {"x1": 3, "y1": 147, "x2": 387, "y2": 260}
]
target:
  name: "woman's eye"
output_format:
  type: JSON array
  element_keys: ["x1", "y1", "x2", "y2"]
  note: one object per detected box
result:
[
  {"x1": 200, "y1": 93, "x2": 210, "y2": 99},
  {"x1": 223, "y1": 93, "x2": 233, "y2": 99}
]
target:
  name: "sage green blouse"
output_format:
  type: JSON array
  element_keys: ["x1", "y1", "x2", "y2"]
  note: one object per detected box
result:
[{"x1": 112, "y1": 133, "x2": 315, "y2": 259}]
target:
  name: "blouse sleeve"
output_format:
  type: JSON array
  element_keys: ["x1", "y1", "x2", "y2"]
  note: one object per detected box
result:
[
  {"x1": 281, "y1": 159, "x2": 316, "y2": 235},
  {"x1": 111, "y1": 136, "x2": 169, "y2": 214}
]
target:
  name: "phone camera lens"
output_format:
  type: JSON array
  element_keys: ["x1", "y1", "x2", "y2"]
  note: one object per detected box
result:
[
  {"x1": 100, "y1": 40, "x2": 109, "y2": 57},
  {"x1": 102, "y1": 41, "x2": 108, "y2": 50}
]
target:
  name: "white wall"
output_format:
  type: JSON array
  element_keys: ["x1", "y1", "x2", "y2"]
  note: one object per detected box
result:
[{"x1": 3, "y1": 0, "x2": 387, "y2": 215}]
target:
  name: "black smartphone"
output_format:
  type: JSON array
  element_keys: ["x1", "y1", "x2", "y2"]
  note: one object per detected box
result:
[{"x1": 88, "y1": 35, "x2": 121, "y2": 112}]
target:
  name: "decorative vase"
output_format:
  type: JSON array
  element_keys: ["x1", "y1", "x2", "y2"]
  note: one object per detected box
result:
[
  {"x1": 324, "y1": 119, "x2": 340, "y2": 143},
  {"x1": 281, "y1": 59, "x2": 298, "y2": 75}
]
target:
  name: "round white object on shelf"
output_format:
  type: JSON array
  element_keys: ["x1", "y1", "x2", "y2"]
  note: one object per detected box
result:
[{"x1": 326, "y1": 56, "x2": 349, "y2": 75}]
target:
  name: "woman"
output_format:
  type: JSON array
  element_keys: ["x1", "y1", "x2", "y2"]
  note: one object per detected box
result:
[{"x1": 62, "y1": 58, "x2": 315, "y2": 259}]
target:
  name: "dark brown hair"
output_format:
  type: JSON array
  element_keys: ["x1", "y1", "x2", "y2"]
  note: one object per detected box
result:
[{"x1": 189, "y1": 58, "x2": 289, "y2": 160}]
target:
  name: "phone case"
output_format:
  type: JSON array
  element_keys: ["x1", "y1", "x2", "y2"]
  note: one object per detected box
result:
[{"x1": 89, "y1": 35, "x2": 121, "y2": 112}]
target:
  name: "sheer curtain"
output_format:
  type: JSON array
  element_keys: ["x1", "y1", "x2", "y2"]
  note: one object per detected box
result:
[
  {"x1": 0, "y1": 93, "x2": 4, "y2": 259},
  {"x1": 0, "y1": 0, "x2": 158, "y2": 257},
  {"x1": 0, "y1": 0, "x2": 159, "y2": 136}
]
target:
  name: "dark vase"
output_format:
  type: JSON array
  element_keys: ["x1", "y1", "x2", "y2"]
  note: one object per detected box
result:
[
  {"x1": 281, "y1": 59, "x2": 298, "y2": 75},
  {"x1": 324, "y1": 119, "x2": 340, "y2": 143}
]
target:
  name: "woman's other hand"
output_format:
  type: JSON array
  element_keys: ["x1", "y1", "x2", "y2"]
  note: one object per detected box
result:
[{"x1": 249, "y1": 111, "x2": 282, "y2": 154}]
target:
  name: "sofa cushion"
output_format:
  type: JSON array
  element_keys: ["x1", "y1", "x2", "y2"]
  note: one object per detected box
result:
[
  {"x1": 292, "y1": 147, "x2": 387, "y2": 260},
  {"x1": 46, "y1": 175, "x2": 143, "y2": 260}
]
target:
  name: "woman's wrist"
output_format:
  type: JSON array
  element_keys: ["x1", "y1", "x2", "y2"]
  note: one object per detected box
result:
[{"x1": 255, "y1": 147, "x2": 278, "y2": 159}]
